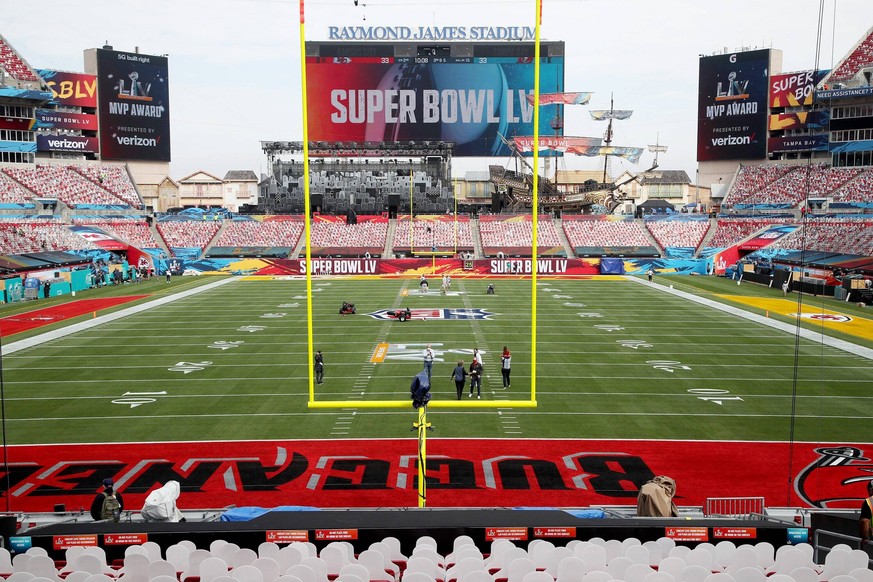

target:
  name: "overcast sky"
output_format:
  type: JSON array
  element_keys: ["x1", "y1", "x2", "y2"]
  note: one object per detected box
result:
[{"x1": 4, "y1": 0, "x2": 873, "y2": 184}]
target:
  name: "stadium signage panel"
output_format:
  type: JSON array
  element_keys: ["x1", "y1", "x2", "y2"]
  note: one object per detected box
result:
[
  {"x1": 36, "y1": 135, "x2": 99, "y2": 153},
  {"x1": 769, "y1": 70, "x2": 827, "y2": 108},
  {"x1": 0, "y1": 117, "x2": 34, "y2": 131},
  {"x1": 767, "y1": 135, "x2": 827, "y2": 153},
  {"x1": 816, "y1": 86, "x2": 873, "y2": 99},
  {"x1": 768, "y1": 110, "x2": 828, "y2": 131},
  {"x1": 490, "y1": 258, "x2": 569, "y2": 274},
  {"x1": 326, "y1": 26, "x2": 535, "y2": 41},
  {"x1": 0, "y1": 141, "x2": 36, "y2": 153},
  {"x1": 299, "y1": 258, "x2": 378, "y2": 275},
  {"x1": 697, "y1": 49, "x2": 770, "y2": 161},
  {"x1": 35, "y1": 109, "x2": 98, "y2": 131},
  {"x1": 35, "y1": 69, "x2": 97, "y2": 108},
  {"x1": 305, "y1": 53, "x2": 563, "y2": 157},
  {"x1": 95, "y1": 49, "x2": 171, "y2": 161}
]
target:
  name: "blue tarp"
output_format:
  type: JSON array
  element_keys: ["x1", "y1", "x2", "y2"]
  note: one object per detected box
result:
[
  {"x1": 564, "y1": 509, "x2": 608, "y2": 519},
  {"x1": 600, "y1": 258, "x2": 625, "y2": 275},
  {"x1": 220, "y1": 506, "x2": 320, "y2": 522}
]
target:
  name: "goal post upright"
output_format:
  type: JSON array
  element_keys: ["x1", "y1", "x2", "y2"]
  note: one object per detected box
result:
[
  {"x1": 530, "y1": 0, "x2": 542, "y2": 403},
  {"x1": 298, "y1": 0, "x2": 316, "y2": 402}
]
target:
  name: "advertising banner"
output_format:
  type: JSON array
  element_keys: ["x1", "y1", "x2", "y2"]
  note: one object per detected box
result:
[
  {"x1": 67, "y1": 225, "x2": 127, "y2": 250},
  {"x1": 35, "y1": 109, "x2": 99, "y2": 131},
  {"x1": 0, "y1": 142, "x2": 37, "y2": 153},
  {"x1": 35, "y1": 69, "x2": 98, "y2": 108},
  {"x1": 738, "y1": 224, "x2": 798, "y2": 251},
  {"x1": 697, "y1": 50, "x2": 770, "y2": 161},
  {"x1": 95, "y1": 49, "x2": 171, "y2": 161},
  {"x1": 36, "y1": 135, "x2": 99, "y2": 154},
  {"x1": 767, "y1": 135, "x2": 828, "y2": 153},
  {"x1": 3, "y1": 439, "x2": 872, "y2": 510},
  {"x1": 0, "y1": 117, "x2": 34, "y2": 131},
  {"x1": 304, "y1": 55, "x2": 563, "y2": 157},
  {"x1": 769, "y1": 70, "x2": 828, "y2": 108},
  {"x1": 768, "y1": 110, "x2": 829, "y2": 131}
]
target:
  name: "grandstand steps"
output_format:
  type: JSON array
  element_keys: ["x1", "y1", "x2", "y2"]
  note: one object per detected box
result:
[
  {"x1": 148, "y1": 221, "x2": 172, "y2": 257},
  {"x1": 200, "y1": 219, "x2": 229, "y2": 259},
  {"x1": 470, "y1": 218, "x2": 484, "y2": 259},
  {"x1": 696, "y1": 217, "x2": 718, "y2": 255},
  {"x1": 291, "y1": 227, "x2": 307, "y2": 258},
  {"x1": 384, "y1": 218, "x2": 397, "y2": 258},
  {"x1": 637, "y1": 218, "x2": 665, "y2": 256},
  {"x1": 552, "y1": 217, "x2": 576, "y2": 258}
]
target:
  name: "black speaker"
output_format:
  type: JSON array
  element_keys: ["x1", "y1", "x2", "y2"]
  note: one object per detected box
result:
[
  {"x1": 311, "y1": 194, "x2": 323, "y2": 209},
  {"x1": 388, "y1": 194, "x2": 400, "y2": 207},
  {"x1": 491, "y1": 190, "x2": 502, "y2": 213}
]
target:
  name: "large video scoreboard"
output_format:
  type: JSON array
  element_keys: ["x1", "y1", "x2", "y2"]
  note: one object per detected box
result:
[{"x1": 304, "y1": 42, "x2": 564, "y2": 157}]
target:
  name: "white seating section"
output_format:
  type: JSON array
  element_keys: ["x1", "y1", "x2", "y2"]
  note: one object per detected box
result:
[
  {"x1": 0, "y1": 36, "x2": 39, "y2": 81},
  {"x1": 308, "y1": 221, "x2": 387, "y2": 250},
  {"x1": 2, "y1": 165, "x2": 136, "y2": 208},
  {"x1": 561, "y1": 216, "x2": 650, "y2": 248},
  {"x1": 72, "y1": 219, "x2": 162, "y2": 249},
  {"x1": 706, "y1": 218, "x2": 794, "y2": 249},
  {"x1": 644, "y1": 220, "x2": 710, "y2": 250},
  {"x1": 392, "y1": 217, "x2": 474, "y2": 250},
  {"x1": 722, "y1": 163, "x2": 873, "y2": 207},
  {"x1": 213, "y1": 220, "x2": 304, "y2": 248},
  {"x1": 71, "y1": 165, "x2": 144, "y2": 209},
  {"x1": 157, "y1": 221, "x2": 221, "y2": 251},
  {"x1": 0, "y1": 537, "x2": 866, "y2": 582},
  {"x1": 479, "y1": 216, "x2": 561, "y2": 250},
  {"x1": 0, "y1": 218, "x2": 99, "y2": 254},
  {"x1": 764, "y1": 218, "x2": 873, "y2": 256}
]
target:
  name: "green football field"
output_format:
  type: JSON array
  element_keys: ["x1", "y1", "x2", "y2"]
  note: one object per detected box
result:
[{"x1": 2, "y1": 274, "x2": 872, "y2": 446}]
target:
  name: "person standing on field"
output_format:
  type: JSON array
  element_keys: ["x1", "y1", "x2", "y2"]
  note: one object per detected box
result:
[
  {"x1": 451, "y1": 360, "x2": 467, "y2": 400},
  {"x1": 501, "y1": 346, "x2": 511, "y2": 389},
  {"x1": 423, "y1": 344, "x2": 434, "y2": 380},
  {"x1": 314, "y1": 350, "x2": 324, "y2": 384}
]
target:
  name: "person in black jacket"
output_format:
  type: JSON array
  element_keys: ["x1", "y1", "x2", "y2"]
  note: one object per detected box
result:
[
  {"x1": 451, "y1": 360, "x2": 467, "y2": 400},
  {"x1": 90, "y1": 478, "x2": 124, "y2": 521},
  {"x1": 314, "y1": 350, "x2": 324, "y2": 384}
]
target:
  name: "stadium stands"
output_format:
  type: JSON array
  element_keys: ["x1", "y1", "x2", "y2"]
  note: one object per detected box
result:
[
  {"x1": 562, "y1": 216, "x2": 651, "y2": 248},
  {"x1": 722, "y1": 165, "x2": 794, "y2": 207},
  {"x1": 0, "y1": 36, "x2": 38, "y2": 81},
  {"x1": 827, "y1": 28, "x2": 873, "y2": 82},
  {"x1": 644, "y1": 218, "x2": 710, "y2": 251},
  {"x1": 392, "y1": 216, "x2": 474, "y2": 252},
  {"x1": 309, "y1": 216, "x2": 388, "y2": 254},
  {"x1": 706, "y1": 217, "x2": 794, "y2": 249},
  {"x1": 71, "y1": 165, "x2": 144, "y2": 209},
  {"x1": 479, "y1": 215, "x2": 561, "y2": 256},
  {"x1": 2, "y1": 164, "x2": 134, "y2": 208},
  {"x1": 72, "y1": 218, "x2": 163, "y2": 249},
  {"x1": 212, "y1": 218, "x2": 304, "y2": 248},
  {"x1": 832, "y1": 169, "x2": 873, "y2": 203},
  {"x1": 157, "y1": 220, "x2": 221, "y2": 254},
  {"x1": 0, "y1": 170, "x2": 35, "y2": 204},
  {"x1": 764, "y1": 217, "x2": 873, "y2": 256},
  {"x1": 0, "y1": 218, "x2": 99, "y2": 253}
]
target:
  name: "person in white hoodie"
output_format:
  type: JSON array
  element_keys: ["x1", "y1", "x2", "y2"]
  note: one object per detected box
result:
[{"x1": 141, "y1": 480, "x2": 186, "y2": 522}]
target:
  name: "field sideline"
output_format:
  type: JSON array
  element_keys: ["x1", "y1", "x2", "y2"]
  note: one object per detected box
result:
[{"x1": 2, "y1": 274, "x2": 873, "y2": 510}]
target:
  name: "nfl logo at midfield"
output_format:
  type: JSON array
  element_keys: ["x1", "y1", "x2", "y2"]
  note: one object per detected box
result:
[{"x1": 367, "y1": 308, "x2": 494, "y2": 321}]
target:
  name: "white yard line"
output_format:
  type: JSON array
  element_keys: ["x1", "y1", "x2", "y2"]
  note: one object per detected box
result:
[
  {"x1": 628, "y1": 276, "x2": 873, "y2": 362},
  {"x1": 3, "y1": 277, "x2": 238, "y2": 355}
]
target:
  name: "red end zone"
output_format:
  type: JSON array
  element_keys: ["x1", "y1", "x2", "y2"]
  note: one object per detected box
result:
[
  {"x1": 0, "y1": 296, "x2": 150, "y2": 337},
  {"x1": 3, "y1": 439, "x2": 870, "y2": 512}
]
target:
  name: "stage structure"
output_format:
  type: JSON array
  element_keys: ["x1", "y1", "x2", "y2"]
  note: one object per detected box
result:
[{"x1": 259, "y1": 140, "x2": 454, "y2": 216}]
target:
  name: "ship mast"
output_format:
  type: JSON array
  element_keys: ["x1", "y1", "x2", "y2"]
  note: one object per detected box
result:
[{"x1": 589, "y1": 94, "x2": 634, "y2": 184}]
